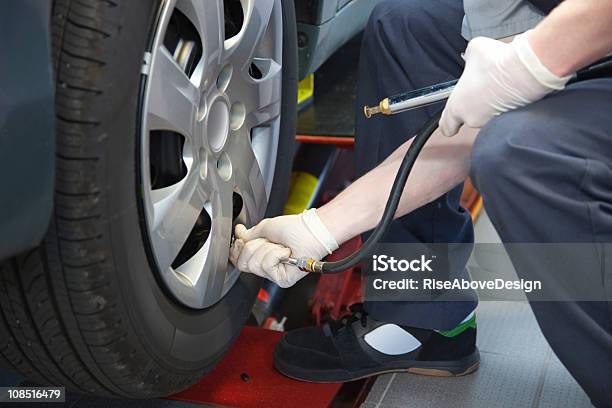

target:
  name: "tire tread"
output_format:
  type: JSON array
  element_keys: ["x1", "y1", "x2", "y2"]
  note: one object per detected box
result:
[{"x1": 0, "y1": 0, "x2": 200, "y2": 397}]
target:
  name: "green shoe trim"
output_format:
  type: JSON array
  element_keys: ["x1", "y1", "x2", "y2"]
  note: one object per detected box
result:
[{"x1": 438, "y1": 314, "x2": 477, "y2": 338}]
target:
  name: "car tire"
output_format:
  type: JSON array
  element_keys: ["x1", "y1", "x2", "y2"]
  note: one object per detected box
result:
[{"x1": 0, "y1": 0, "x2": 296, "y2": 398}]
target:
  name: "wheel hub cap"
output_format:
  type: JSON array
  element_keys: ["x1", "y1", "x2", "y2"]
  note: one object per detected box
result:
[
  {"x1": 140, "y1": 0, "x2": 283, "y2": 309},
  {"x1": 206, "y1": 98, "x2": 230, "y2": 152}
]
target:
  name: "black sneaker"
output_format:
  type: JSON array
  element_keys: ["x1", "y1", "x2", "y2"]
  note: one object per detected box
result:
[{"x1": 274, "y1": 304, "x2": 479, "y2": 382}]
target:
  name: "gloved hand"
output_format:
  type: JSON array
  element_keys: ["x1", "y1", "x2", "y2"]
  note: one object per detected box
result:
[
  {"x1": 440, "y1": 31, "x2": 571, "y2": 137},
  {"x1": 229, "y1": 209, "x2": 339, "y2": 288}
]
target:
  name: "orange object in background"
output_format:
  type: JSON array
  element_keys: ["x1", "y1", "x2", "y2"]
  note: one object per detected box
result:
[{"x1": 461, "y1": 178, "x2": 483, "y2": 221}]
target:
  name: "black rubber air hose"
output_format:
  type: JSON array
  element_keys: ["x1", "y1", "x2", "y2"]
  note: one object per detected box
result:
[{"x1": 320, "y1": 109, "x2": 442, "y2": 273}]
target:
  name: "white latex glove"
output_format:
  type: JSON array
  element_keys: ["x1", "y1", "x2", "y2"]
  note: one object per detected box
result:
[
  {"x1": 440, "y1": 31, "x2": 571, "y2": 137},
  {"x1": 229, "y1": 209, "x2": 338, "y2": 288}
]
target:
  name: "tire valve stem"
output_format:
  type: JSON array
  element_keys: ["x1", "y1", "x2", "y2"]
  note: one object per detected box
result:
[{"x1": 284, "y1": 257, "x2": 324, "y2": 273}]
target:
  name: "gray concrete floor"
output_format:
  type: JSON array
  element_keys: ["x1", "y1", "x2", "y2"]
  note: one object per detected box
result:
[{"x1": 360, "y1": 212, "x2": 593, "y2": 408}]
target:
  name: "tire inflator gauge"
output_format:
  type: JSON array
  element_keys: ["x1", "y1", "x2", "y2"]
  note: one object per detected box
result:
[
  {"x1": 363, "y1": 79, "x2": 457, "y2": 118},
  {"x1": 284, "y1": 57, "x2": 612, "y2": 274}
]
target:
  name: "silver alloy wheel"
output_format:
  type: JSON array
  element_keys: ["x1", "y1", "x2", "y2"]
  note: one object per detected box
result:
[{"x1": 141, "y1": 0, "x2": 283, "y2": 309}]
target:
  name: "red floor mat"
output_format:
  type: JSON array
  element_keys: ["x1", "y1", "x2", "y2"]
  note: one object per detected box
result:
[{"x1": 169, "y1": 326, "x2": 342, "y2": 408}]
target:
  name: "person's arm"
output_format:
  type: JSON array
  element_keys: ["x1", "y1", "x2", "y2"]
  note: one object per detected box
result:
[
  {"x1": 229, "y1": 126, "x2": 477, "y2": 287},
  {"x1": 530, "y1": 0, "x2": 612, "y2": 77},
  {"x1": 317, "y1": 126, "x2": 478, "y2": 245},
  {"x1": 439, "y1": 0, "x2": 612, "y2": 136}
]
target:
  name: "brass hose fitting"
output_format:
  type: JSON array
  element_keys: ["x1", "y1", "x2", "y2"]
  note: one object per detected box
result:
[
  {"x1": 284, "y1": 257, "x2": 325, "y2": 273},
  {"x1": 363, "y1": 98, "x2": 391, "y2": 118}
]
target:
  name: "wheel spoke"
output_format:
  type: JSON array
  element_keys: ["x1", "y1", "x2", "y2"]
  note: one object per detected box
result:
[
  {"x1": 228, "y1": 59, "x2": 282, "y2": 128},
  {"x1": 147, "y1": 46, "x2": 199, "y2": 140},
  {"x1": 193, "y1": 166, "x2": 235, "y2": 303},
  {"x1": 176, "y1": 0, "x2": 224, "y2": 67},
  {"x1": 150, "y1": 169, "x2": 208, "y2": 273},
  {"x1": 226, "y1": 131, "x2": 268, "y2": 224},
  {"x1": 226, "y1": 0, "x2": 275, "y2": 63}
]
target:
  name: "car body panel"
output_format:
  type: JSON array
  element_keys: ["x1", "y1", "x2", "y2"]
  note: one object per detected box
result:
[
  {"x1": 0, "y1": 0, "x2": 55, "y2": 259},
  {"x1": 295, "y1": 0, "x2": 381, "y2": 79}
]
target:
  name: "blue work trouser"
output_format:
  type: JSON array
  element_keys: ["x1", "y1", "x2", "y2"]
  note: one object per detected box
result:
[
  {"x1": 471, "y1": 79, "x2": 612, "y2": 408},
  {"x1": 355, "y1": 0, "x2": 477, "y2": 330}
]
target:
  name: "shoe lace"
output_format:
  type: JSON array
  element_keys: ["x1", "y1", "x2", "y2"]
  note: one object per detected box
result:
[{"x1": 329, "y1": 303, "x2": 368, "y2": 335}]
